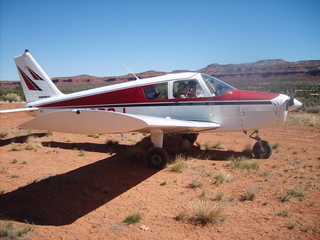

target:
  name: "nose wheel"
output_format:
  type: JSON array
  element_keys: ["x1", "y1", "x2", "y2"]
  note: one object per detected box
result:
[{"x1": 249, "y1": 130, "x2": 272, "y2": 159}]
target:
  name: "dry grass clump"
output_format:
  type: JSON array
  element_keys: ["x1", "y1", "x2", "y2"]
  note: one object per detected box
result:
[
  {"x1": 9, "y1": 143, "x2": 23, "y2": 152},
  {"x1": 87, "y1": 134, "x2": 100, "y2": 138},
  {"x1": 106, "y1": 139, "x2": 119, "y2": 147},
  {"x1": 279, "y1": 186, "x2": 306, "y2": 202},
  {"x1": 106, "y1": 139, "x2": 119, "y2": 153},
  {"x1": 123, "y1": 210, "x2": 142, "y2": 224},
  {"x1": 189, "y1": 178, "x2": 203, "y2": 189},
  {"x1": 288, "y1": 186, "x2": 306, "y2": 200},
  {"x1": 198, "y1": 141, "x2": 225, "y2": 150},
  {"x1": 190, "y1": 200, "x2": 225, "y2": 225},
  {"x1": 228, "y1": 156, "x2": 260, "y2": 170},
  {"x1": 272, "y1": 143, "x2": 281, "y2": 150},
  {"x1": 213, "y1": 170, "x2": 231, "y2": 186},
  {"x1": 0, "y1": 221, "x2": 32, "y2": 239},
  {"x1": 25, "y1": 136, "x2": 43, "y2": 150},
  {"x1": 126, "y1": 147, "x2": 145, "y2": 163},
  {"x1": 215, "y1": 191, "x2": 225, "y2": 201},
  {"x1": 168, "y1": 154, "x2": 188, "y2": 173},
  {"x1": 276, "y1": 210, "x2": 291, "y2": 217},
  {"x1": 0, "y1": 129, "x2": 9, "y2": 139},
  {"x1": 242, "y1": 187, "x2": 258, "y2": 201}
]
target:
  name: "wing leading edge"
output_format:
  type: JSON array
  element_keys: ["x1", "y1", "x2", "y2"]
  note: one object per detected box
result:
[
  {"x1": 0, "y1": 107, "x2": 39, "y2": 114},
  {"x1": 18, "y1": 110, "x2": 220, "y2": 134}
]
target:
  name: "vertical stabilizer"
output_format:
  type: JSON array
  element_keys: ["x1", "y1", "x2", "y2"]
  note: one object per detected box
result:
[{"x1": 14, "y1": 50, "x2": 63, "y2": 103}]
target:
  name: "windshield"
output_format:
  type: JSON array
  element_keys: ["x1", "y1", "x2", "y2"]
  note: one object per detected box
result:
[{"x1": 201, "y1": 74, "x2": 235, "y2": 96}]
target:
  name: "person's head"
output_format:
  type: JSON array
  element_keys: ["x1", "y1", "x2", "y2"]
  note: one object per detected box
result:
[
  {"x1": 188, "y1": 80, "x2": 197, "y2": 91},
  {"x1": 188, "y1": 80, "x2": 197, "y2": 94},
  {"x1": 178, "y1": 82, "x2": 189, "y2": 94},
  {"x1": 188, "y1": 80, "x2": 197, "y2": 87}
]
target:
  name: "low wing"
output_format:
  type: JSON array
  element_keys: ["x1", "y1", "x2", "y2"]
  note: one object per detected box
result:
[
  {"x1": 18, "y1": 109, "x2": 220, "y2": 134},
  {"x1": 0, "y1": 107, "x2": 39, "y2": 114}
]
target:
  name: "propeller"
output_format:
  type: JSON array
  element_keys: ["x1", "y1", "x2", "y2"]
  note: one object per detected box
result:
[
  {"x1": 287, "y1": 88, "x2": 302, "y2": 111},
  {"x1": 288, "y1": 88, "x2": 295, "y2": 106}
]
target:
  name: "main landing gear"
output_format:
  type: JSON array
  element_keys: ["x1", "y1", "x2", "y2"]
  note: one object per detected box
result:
[
  {"x1": 146, "y1": 132, "x2": 199, "y2": 169},
  {"x1": 249, "y1": 130, "x2": 272, "y2": 159},
  {"x1": 146, "y1": 129, "x2": 169, "y2": 169}
]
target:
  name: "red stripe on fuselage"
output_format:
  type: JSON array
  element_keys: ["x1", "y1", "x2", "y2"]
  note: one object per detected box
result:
[
  {"x1": 36, "y1": 88, "x2": 279, "y2": 108},
  {"x1": 37, "y1": 87, "x2": 145, "y2": 108},
  {"x1": 234, "y1": 90, "x2": 279, "y2": 101}
]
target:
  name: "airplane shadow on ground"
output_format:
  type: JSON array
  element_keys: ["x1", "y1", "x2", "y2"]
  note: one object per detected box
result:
[
  {"x1": 0, "y1": 139, "x2": 160, "y2": 226},
  {"x1": 0, "y1": 136, "x2": 248, "y2": 226},
  {"x1": 0, "y1": 133, "x2": 47, "y2": 147}
]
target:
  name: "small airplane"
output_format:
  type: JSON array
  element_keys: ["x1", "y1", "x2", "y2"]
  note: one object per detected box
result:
[{"x1": 0, "y1": 50, "x2": 302, "y2": 169}]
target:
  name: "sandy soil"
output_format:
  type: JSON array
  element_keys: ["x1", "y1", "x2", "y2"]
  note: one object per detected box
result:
[{"x1": 0, "y1": 104, "x2": 319, "y2": 239}]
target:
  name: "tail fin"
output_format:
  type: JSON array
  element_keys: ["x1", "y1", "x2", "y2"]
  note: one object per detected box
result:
[{"x1": 14, "y1": 50, "x2": 63, "y2": 103}]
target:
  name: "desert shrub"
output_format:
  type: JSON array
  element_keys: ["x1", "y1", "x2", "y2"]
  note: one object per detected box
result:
[
  {"x1": 0, "y1": 85, "x2": 25, "y2": 102},
  {"x1": 3, "y1": 93, "x2": 21, "y2": 102}
]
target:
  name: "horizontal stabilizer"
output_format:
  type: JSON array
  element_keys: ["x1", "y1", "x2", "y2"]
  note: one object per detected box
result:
[
  {"x1": 0, "y1": 107, "x2": 39, "y2": 114},
  {"x1": 18, "y1": 110, "x2": 220, "y2": 134}
]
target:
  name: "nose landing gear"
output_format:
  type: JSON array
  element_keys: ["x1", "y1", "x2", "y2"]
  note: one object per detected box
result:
[{"x1": 249, "y1": 130, "x2": 272, "y2": 159}]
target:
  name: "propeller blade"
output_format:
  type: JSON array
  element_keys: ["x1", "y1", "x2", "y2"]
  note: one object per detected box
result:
[{"x1": 289, "y1": 89, "x2": 295, "y2": 106}]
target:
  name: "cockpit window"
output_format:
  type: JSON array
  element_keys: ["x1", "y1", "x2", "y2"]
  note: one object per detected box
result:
[
  {"x1": 143, "y1": 83, "x2": 168, "y2": 100},
  {"x1": 201, "y1": 74, "x2": 235, "y2": 96},
  {"x1": 173, "y1": 80, "x2": 204, "y2": 98}
]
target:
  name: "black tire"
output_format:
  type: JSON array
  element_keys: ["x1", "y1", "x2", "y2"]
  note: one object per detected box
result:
[
  {"x1": 147, "y1": 147, "x2": 169, "y2": 169},
  {"x1": 252, "y1": 141, "x2": 272, "y2": 159}
]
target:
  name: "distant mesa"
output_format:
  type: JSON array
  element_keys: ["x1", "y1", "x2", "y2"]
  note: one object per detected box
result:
[{"x1": 1, "y1": 59, "x2": 319, "y2": 89}]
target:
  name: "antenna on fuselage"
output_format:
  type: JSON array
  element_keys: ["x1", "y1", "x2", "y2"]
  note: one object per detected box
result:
[{"x1": 121, "y1": 62, "x2": 140, "y2": 81}]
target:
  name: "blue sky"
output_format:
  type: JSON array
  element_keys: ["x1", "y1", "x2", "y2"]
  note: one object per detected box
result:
[{"x1": 1, "y1": 0, "x2": 319, "y2": 81}]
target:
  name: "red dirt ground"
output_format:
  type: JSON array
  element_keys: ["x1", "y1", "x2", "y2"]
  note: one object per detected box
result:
[{"x1": 0, "y1": 104, "x2": 319, "y2": 239}]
